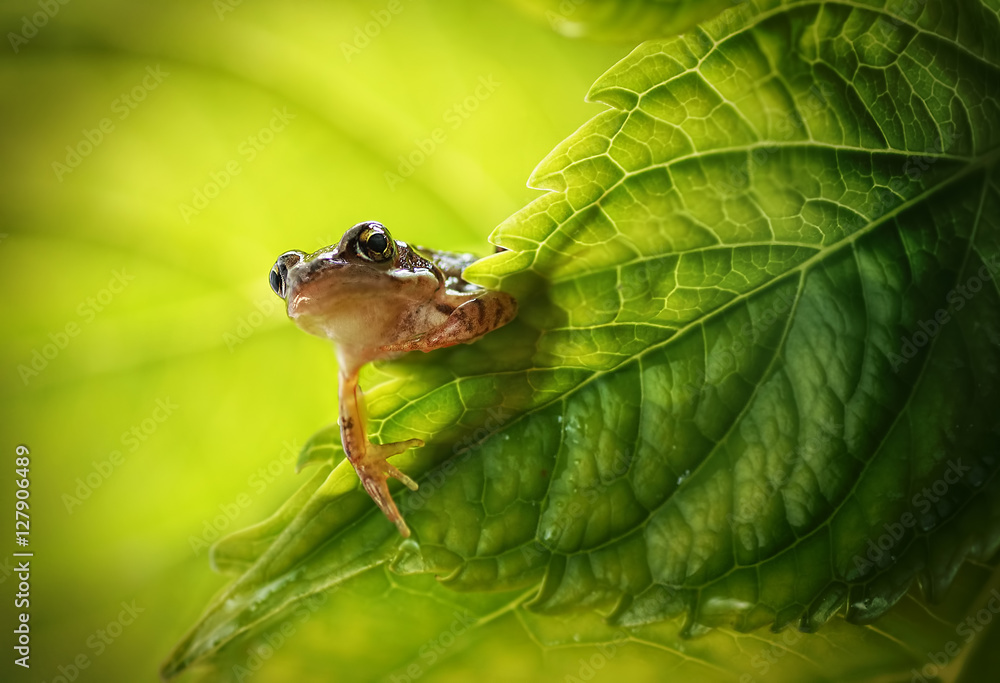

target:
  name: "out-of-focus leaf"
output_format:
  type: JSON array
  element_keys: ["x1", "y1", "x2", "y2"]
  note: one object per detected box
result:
[{"x1": 504, "y1": 0, "x2": 736, "y2": 41}]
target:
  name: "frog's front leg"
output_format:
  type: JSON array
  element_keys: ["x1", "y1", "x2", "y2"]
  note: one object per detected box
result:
[
  {"x1": 338, "y1": 368, "x2": 421, "y2": 537},
  {"x1": 379, "y1": 290, "x2": 517, "y2": 354}
]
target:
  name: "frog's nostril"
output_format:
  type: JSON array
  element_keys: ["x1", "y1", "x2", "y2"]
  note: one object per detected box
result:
[{"x1": 309, "y1": 257, "x2": 343, "y2": 272}]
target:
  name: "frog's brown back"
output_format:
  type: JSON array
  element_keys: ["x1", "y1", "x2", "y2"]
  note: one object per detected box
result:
[{"x1": 412, "y1": 245, "x2": 482, "y2": 293}]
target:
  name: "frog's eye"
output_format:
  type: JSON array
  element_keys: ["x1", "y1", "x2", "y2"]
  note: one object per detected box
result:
[
  {"x1": 357, "y1": 224, "x2": 395, "y2": 263},
  {"x1": 269, "y1": 265, "x2": 285, "y2": 298},
  {"x1": 269, "y1": 251, "x2": 302, "y2": 299}
]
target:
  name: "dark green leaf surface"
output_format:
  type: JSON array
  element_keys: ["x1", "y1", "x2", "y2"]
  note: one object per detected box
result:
[{"x1": 166, "y1": 1, "x2": 1000, "y2": 679}]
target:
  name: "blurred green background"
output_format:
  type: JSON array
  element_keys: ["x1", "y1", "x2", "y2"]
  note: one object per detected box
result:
[{"x1": 0, "y1": 1, "x2": 629, "y2": 680}]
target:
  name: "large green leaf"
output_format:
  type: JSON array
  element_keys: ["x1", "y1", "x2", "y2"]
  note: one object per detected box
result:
[{"x1": 165, "y1": 0, "x2": 1000, "y2": 679}]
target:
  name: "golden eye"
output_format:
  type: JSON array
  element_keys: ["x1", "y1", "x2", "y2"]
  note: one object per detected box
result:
[{"x1": 358, "y1": 224, "x2": 394, "y2": 262}]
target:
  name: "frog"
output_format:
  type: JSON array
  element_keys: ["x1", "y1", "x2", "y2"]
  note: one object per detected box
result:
[{"x1": 268, "y1": 221, "x2": 517, "y2": 537}]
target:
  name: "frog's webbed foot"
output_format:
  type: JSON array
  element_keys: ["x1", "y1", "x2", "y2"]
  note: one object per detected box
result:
[{"x1": 352, "y1": 438, "x2": 422, "y2": 537}]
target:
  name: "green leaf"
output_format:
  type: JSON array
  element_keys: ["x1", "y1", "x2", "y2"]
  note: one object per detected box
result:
[
  {"x1": 502, "y1": 0, "x2": 737, "y2": 41},
  {"x1": 165, "y1": 0, "x2": 1000, "y2": 679}
]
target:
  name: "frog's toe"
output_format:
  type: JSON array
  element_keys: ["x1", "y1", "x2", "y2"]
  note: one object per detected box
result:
[
  {"x1": 385, "y1": 462, "x2": 419, "y2": 491},
  {"x1": 380, "y1": 438, "x2": 424, "y2": 457},
  {"x1": 373, "y1": 438, "x2": 422, "y2": 490},
  {"x1": 359, "y1": 470, "x2": 412, "y2": 537},
  {"x1": 392, "y1": 516, "x2": 411, "y2": 537}
]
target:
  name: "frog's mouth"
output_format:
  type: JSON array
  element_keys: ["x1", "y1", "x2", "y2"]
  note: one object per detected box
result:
[
  {"x1": 285, "y1": 258, "x2": 348, "y2": 300},
  {"x1": 286, "y1": 265, "x2": 384, "y2": 319},
  {"x1": 297, "y1": 256, "x2": 345, "y2": 281},
  {"x1": 287, "y1": 273, "x2": 402, "y2": 346}
]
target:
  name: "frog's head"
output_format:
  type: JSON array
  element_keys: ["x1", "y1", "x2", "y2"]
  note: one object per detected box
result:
[
  {"x1": 269, "y1": 221, "x2": 440, "y2": 347},
  {"x1": 269, "y1": 221, "x2": 395, "y2": 296}
]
